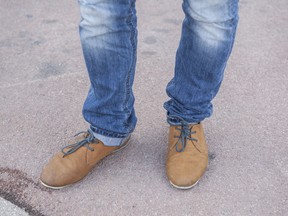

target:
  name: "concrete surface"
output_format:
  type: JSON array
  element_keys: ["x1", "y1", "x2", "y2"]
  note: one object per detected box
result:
[
  {"x1": 0, "y1": 0, "x2": 288, "y2": 215},
  {"x1": 0, "y1": 197, "x2": 28, "y2": 216}
]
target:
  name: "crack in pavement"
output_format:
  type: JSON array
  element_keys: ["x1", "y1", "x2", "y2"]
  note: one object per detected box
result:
[{"x1": 0, "y1": 167, "x2": 51, "y2": 216}]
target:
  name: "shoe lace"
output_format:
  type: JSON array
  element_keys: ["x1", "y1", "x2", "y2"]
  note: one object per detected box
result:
[
  {"x1": 61, "y1": 129, "x2": 99, "y2": 157},
  {"x1": 168, "y1": 115, "x2": 199, "y2": 153}
]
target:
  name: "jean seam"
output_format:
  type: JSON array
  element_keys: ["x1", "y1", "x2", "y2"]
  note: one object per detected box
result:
[{"x1": 123, "y1": 0, "x2": 137, "y2": 130}]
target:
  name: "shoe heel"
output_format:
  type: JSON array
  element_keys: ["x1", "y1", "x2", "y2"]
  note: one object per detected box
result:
[{"x1": 112, "y1": 135, "x2": 131, "y2": 153}]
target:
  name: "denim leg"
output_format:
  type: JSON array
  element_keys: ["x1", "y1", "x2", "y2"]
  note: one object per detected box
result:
[
  {"x1": 164, "y1": 0, "x2": 239, "y2": 124},
  {"x1": 79, "y1": 0, "x2": 137, "y2": 138}
]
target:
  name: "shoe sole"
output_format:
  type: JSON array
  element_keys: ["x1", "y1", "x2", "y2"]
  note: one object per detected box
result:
[
  {"x1": 39, "y1": 136, "x2": 131, "y2": 190},
  {"x1": 169, "y1": 179, "x2": 200, "y2": 190}
]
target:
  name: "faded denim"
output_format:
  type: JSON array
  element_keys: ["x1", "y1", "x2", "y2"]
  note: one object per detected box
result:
[{"x1": 79, "y1": 0, "x2": 239, "y2": 144}]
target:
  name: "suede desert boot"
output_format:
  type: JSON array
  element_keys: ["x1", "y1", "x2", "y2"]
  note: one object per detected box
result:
[
  {"x1": 166, "y1": 116, "x2": 208, "y2": 189},
  {"x1": 40, "y1": 129, "x2": 130, "y2": 189}
]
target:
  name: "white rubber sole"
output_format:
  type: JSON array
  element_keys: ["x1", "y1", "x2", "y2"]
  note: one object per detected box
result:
[
  {"x1": 39, "y1": 137, "x2": 131, "y2": 190},
  {"x1": 169, "y1": 179, "x2": 200, "y2": 190},
  {"x1": 39, "y1": 180, "x2": 72, "y2": 190}
]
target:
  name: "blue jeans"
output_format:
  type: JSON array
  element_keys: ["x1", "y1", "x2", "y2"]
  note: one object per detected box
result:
[{"x1": 79, "y1": 0, "x2": 238, "y2": 144}]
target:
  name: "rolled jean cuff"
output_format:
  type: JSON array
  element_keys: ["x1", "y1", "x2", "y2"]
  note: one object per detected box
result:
[
  {"x1": 93, "y1": 132, "x2": 130, "y2": 147},
  {"x1": 90, "y1": 125, "x2": 130, "y2": 138},
  {"x1": 166, "y1": 115, "x2": 199, "y2": 126}
]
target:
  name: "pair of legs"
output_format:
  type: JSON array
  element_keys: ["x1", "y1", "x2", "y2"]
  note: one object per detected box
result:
[
  {"x1": 80, "y1": 0, "x2": 238, "y2": 142},
  {"x1": 40, "y1": 0, "x2": 238, "y2": 190}
]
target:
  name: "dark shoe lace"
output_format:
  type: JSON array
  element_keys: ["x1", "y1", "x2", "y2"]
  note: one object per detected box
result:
[
  {"x1": 61, "y1": 129, "x2": 99, "y2": 157},
  {"x1": 168, "y1": 115, "x2": 199, "y2": 153}
]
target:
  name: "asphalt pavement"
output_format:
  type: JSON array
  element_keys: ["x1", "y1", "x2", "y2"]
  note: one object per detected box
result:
[{"x1": 0, "y1": 0, "x2": 288, "y2": 215}]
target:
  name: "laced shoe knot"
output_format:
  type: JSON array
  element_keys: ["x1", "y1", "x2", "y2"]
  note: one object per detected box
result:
[
  {"x1": 61, "y1": 129, "x2": 99, "y2": 157},
  {"x1": 168, "y1": 115, "x2": 199, "y2": 152}
]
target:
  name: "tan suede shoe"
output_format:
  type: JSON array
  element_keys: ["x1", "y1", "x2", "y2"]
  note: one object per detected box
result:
[
  {"x1": 40, "y1": 130, "x2": 130, "y2": 189},
  {"x1": 166, "y1": 117, "x2": 208, "y2": 189}
]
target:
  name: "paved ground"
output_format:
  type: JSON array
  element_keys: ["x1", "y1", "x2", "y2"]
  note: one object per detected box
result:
[
  {"x1": 0, "y1": 197, "x2": 28, "y2": 216},
  {"x1": 1, "y1": 0, "x2": 288, "y2": 215}
]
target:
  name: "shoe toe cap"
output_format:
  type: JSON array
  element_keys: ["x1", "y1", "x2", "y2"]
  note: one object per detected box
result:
[
  {"x1": 40, "y1": 153, "x2": 79, "y2": 189},
  {"x1": 166, "y1": 158, "x2": 208, "y2": 188},
  {"x1": 168, "y1": 171, "x2": 200, "y2": 188}
]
